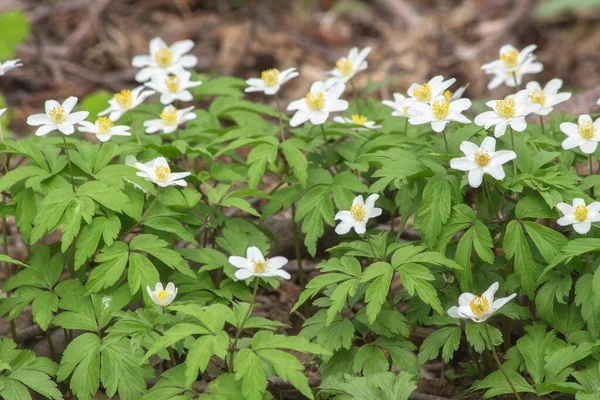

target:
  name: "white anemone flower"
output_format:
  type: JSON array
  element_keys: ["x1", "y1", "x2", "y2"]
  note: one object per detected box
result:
[
  {"x1": 245, "y1": 68, "x2": 299, "y2": 95},
  {"x1": 145, "y1": 70, "x2": 202, "y2": 105},
  {"x1": 526, "y1": 79, "x2": 571, "y2": 116},
  {"x1": 481, "y1": 44, "x2": 543, "y2": 90},
  {"x1": 560, "y1": 115, "x2": 600, "y2": 154},
  {"x1": 333, "y1": 114, "x2": 381, "y2": 130},
  {"x1": 99, "y1": 87, "x2": 155, "y2": 121},
  {"x1": 327, "y1": 47, "x2": 371, "y2": 83},
  {"x1": 132, "y1": 37, "x2": 198, "y2": 82},
  {"x1": 146, "y1": 282, "x2": 177, "y2": 307},
  {"x1": 78, "y1": 117, "x2": 131, "y2": 142},
  {"x1": 228, "y1": 246, "x2": 290, "y2": 280},
  {"x1": 287, "y1": 81, "x2": 348, "y2": 127},
  {"x1": 557, "y1": 198, "x2": 600, "y2": 234},
  {"x1": 143, "y1": 105, "x2": 196, "y2": 134},
  {"x1": 408, "y1": 96, "x2": 472, "y2": 132},
  {"x1": 134, "y1": 156, "x2": 191, "y2": 187},
  {"x1": 474, "y1": 90, "x2": 541, "y2": 138},
  {"x1": 448, "y1": 282, "x2": 516, "y2": 323},
  {"x1": 0, "y1": 59, "x2": 23, "y2": 76},
  {"x1": 26, "y1": 97, "x2": 89, "y2": 136},
  {"x1": 450, "y1": 137, "x2": 516, "y2": 188},
  {"x1": 406, "y1": 76, "x2": 456, "y2": 105},
  {"x1": 335, "y1": 194, "x2": 382, "y2": 235},
  {"x1": 382, "y1": 93, "x2": 413, "y2": 118}
]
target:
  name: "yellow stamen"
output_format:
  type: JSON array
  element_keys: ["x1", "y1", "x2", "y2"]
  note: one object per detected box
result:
[
  {"x1": 335, "y1": 57, "x2": 354, "y2": 77},
  {"x1": 48, "y1": 105, "x2": 66, "y2": 124},
  {"x1": 500, "y1": 49, "x2": 519, "y2": 69},
  {"x1": 165, "y1": 75, "x2": 180, "y2": 93},
  {"x1": 261, "y1": 69, "x2": 279, "y2": 87},
  {"x1": 253, "y1": 259, "x2": 268, "y2": 273},
  {"x1": 158, "y1": 290, "x2": 168, "y2": 300},
  {"x1": 529, "y1": 89, "x2": 545, "y2": 107},
  {"x1": 115, "y1": 90, "x2": 133, "y2": 109},
  {"x1": 154, "y1": 48, "x2": 173, "y2": 68},
  {"x1": 574, "y1": 205, "x2": 588, "y2": 222},
  {"x1": 469, "y1": 295, "x2": 490, "y2": 318},
  {"x1": 96, "y1": 117, "x2": 113, "y2": 134},
  {"x1": 350, "y1": 203, "x2": 366, "y2": 221},
  {"x1": 413, "y1": 83, "x2": 432, "y2": 102},
  {"x1": 432, "y1": 99, "x2": 450, "y2": 120},
  {"x1": 578, "y1": 121, "x2": 595, "y2": 140},
  {"x1": 473, "y1": 150, "x2": 491, "y2": 167},
  {"x1": 160, "y1": 107, "x2": 178, "y2": 126},
  {"x1": 305, "y1": 91, "x2": 326, "y2": 111},
  {"x1": 443, "y1": 90, "x2": 453, "y2": 103},
  {"x1": 350, "y1": 114, "x2": 367, "y2": 125},
  {"x1": 496, "y1": 97, "x2": 516, "y2": 119},
  {"x1": 154, "y1": 165, "x2": 170, "y2": 183}
]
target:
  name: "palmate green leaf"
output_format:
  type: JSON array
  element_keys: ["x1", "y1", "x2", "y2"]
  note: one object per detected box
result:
[
  {"x1": 77, "y1": 181, "x2": 130, "y2": 213},
  {"x1": 398, "y1": 263, "x2": 443, "y2": 314},
  {"x1": 257, "y1": 349, "x2": 314, "y2": 399},
  {"x1": 57, "y1": 333, "x2": 101, "y2": 400},
  {"x1": 295, "y1": 184, "x2": 334, "y2": 257},
  {"x1": 327, "y1": 279, "x2": 359, "y2": 325},
  {"x1": 140, "y1": 364, "x2": 194, "y2": 400},
  {"x1": 14, "y1": 188, "x2": 37, "y2": 242},
  {"x1": 74, "y1": 215, "x2": 120, "y2": 269},
  {"x1": 320, "y1": 371, "x2": 417, "y2": 400},
  {"x1": 0, "y1": 338, "x2": 61, "y2": 400},
  {"x1": 353, "y1": 344, "x2": 389, "y2": 375},
  {"x1": 522, "y1": 221, "x2": 568, "y2": 264},
  {"x1": 503, "y1": 220, "x2": 539, "y2": 297},
  {"x1": 535, "y1": 274, "x2": 572, "y2": 321},
  {"x1": 30, "y1": 187, "x2": 75, "y2": 244},
  {"x1": 0, "y1": 165, "x2": 47, "y2": 192},
  {"x1": 142, "y1": 216, "x2": 199, "y2": 244},
  {"x1": 31, "y1": 291, "x2": 58, "y2": 331},
  {"x1": 544, "y1": 342, "x2": 594, "y2": 383},
  {"x1": 471, "y1": 369, "x2": 535, "y2": 398},
  {"x1": 101, "y1": 338, "x2": 153, "y2": 400},
  {"x1": 247, "y1": 143, "x2": 278, "y2": 189},
  {"x1": 515, "y1": 323, "x2": 556, "y2": 385},
  {"x1": 185, "y1": 331, "x2": 229, "y2": 387},
  {"x1": 233, "y1": 348, "x2": 267, "y2": 400},
  {"x1": 84, "y1": 241, "x2": 129, "y2": 294},
  {"x1": 375, "y1": 337, "x2": 418, "y2": 375},
  {"x1": 414, "y1": 175, "x2": 453, "y2": 246},
  {"x1": 417, "y1": 326, "x2": 461, "y2": 364},
  {"x1": 544, "y1": 238, "x2": 600, "y2": 277},
  {"x1": 143, "y1": 323, "x2": 211, "y2": 361},
  {"x1": 60, "y1": 196, "x2": 95, "y2": 252},
  {"x1": 130, "y1": 234, "x2": 194, "y2": 277},
  {"x1": 300, "y1": 311, "x2": 354, "y2": 353},
  {"x1": 281, "y1": 138, "x2": 308, "y2": 188},
  {"x1": 515, "y1": 195, "x2": 558, "y2": 219},
  {"x1": 360, "y1": 262, "x2": 394, "y2": 324},
  {"x1": 128, "y1": 253, "x2": 160, "y2": 295},
  {"x1": 464, "y1": 323, "x2": 503, "y2": 353}
]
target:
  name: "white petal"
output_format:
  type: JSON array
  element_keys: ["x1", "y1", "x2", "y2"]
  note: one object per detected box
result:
[
  {"x1": 246, "y1": 246, "x2": 264, "y2": 262},
  {"x1": 468, "y1": 169, "x2": 484, "y2": 188},
  {"x1": 573, "y1": 222, "x2": 591, "y2": 234},
  {"x1": 229, "y1": 256, "x2": 250, "y2": 270},
  {"x1": 235, "y1": 269, "x2": 254, "y2": 280},
  {"x1": 268, "y1": 256, "x2": 288, "y2": 271}
]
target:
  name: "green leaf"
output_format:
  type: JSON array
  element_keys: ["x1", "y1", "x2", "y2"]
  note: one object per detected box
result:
[
  {"x1": 465, "y1": 323, "x2": 503, "y2": 353},
  {"x1": 471, "y1": 369, "x2": 535, "y2": 398},
  {"x1": 295, "y1": 185, "x2": 334, "y2": 257},
  {"x1": 101, "y1": 338, "x2": 153, "y2": 400},
  {"x1": 515, "y1": 195, "x2": 557, "y2": 219},
  {"x1": 522, "y1": 221, "x2": 568, "y2": 264},
  {"x1": 0, "y1": 11, "x2": 30, "y2": 58},
  {"x1": 57, "y1": 333, "x2": 101, "y2": 400},
  {"x1": 77, "y1": 181, "x2": 130, "y2": 213},
  {"x1": 185, "y1": 331, "x2": 229, "y2": 388},
  {"x1": 31, "y1": 291, "x2": 58, "y2": 331},
  {"x1": 418, "y1": 326, "x2": 461, "y2": 364},
  {"x1": 360, "y1": 262, "x2": 394, "y2": 324},
  {"x1": 515, "y1": 323, "x2": 555, "y2": 384},
  {"x1": 320, "y1": 372, "x2": 417, "y2": 400},
  {"x1": 503, "y1": 221, "x2": 539, "y2": 297},
  {"x1": 353, "y1": 344, "x2": 389, "y2": 375},
  {"x1": 281, "y1": 139, "x2": 308, "y2": 188},
  {"x1": 128, "y1": 253, "x2": 160, "y2": 295},
  {"x1": 74, "y1": 215, "x2": 120, "y2": 269},
  {"x1": 398, "y1": 263, "x2": 442, "y2": 313},
  {"x1": 233, "y1": 349, "x2": 267, "y2": 400},
  {"x1": 84, "y1": 241, "x2": 129, "y2": 294}
]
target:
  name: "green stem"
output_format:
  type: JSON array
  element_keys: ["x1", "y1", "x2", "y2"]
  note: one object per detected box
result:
[
  {"x1": 442, "y1": 131, "x2": 449, "y2": 153},
  {"x1": 539, "y1": 115, "x2": 545, "y2": 135},
  {"x1": 291, "y1": 203, "x2": 305, "y2": 288},
  {"x1": 62, "y1": 136, "x2": 76, "y2": 193},
  {"x1": 365, "y1": 234, "x2": 378, "y2": 260},
  {"x1": 129, "y1": 111, "x2": 141, "y2": 145},
  {"x1": 45, "y1": 330, "x2": 57, "y2": 361},
  {"x1": 484, "y1": 323, "x2": 521, "y2": 400},
  {"x1": 403, "y1": 118, "x2": 408, "y2": 134},
  {"x1": 511, "y1": 72, "x2": 520, "y2": 91},
  {"x1": 118, "y1": 189, "x2": 160, "y2": 240},
  {"x1": 1, "y1": 209, "x2": 16, "y2": 342},
  {"x1": 275, "y1": 93, "x2": 285, "y2": 142},
  {"x1": 590, "y1": 154, "x2": 595, "y2": 199},
  {"x1": 509, "y1": 127, "x2": 517, "y2": 176},
  {"x1": 228, "y1": 278, "x2": 260, "y2": 372},
  {"x1": 320, "y1": 124, "x2": 327, "y2": 143},
  {"x1": 350, "y1": 80, "x2": 360, "y2": 113}
]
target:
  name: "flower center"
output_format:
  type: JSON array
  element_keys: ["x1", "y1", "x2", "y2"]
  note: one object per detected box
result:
[
  {"x1": 305, "y1": 91, "x2": 326, "y2": 111},
  {"x1": 443, "y1": 90, "x2": 453, "y2": 103},
  {"x1": 574, "y1": 205, "x2": 588, "y2": 222},
  {"x1": 96, "y1": 117, "x2": 113, "y2": 134},
  {"x1": 261, "y1": 69, "x2": 279, "y2": 87},
  {"x1": 413, "y1": 83, "x2": 431, "y2": 102},
  {"x1": 578, "y1": 121, "x2": 595, "y2": 140},
  {"x1": 154, "y1": 48, "x2": 173, "y2": 68},
  {"x1": 496, "y1": 97, "x2": 516, "y2": 119},
  {"x1": 474, "y1": 150, "x2": 491, "y2": 167},
  {"x1": 157, "y1": 290, "x2": 168, "y2": 300},
  {"x1": 165, "y1": 75, "x2": 180, "y2": 93},
  {"x1": 401, "y1": 106, "x2": 409, "y2": 115},
  {"x1": 335, "y1": 57, "x2": 354, "y2": 77},
  {"x1": 154, "y1": 165, "x2": 170, "y2": 183},
  {"x1": 252, "y1": 259, "x2": 268, "y2": 273},
  {"x1": 529, "y1": 89, "x2": 545, "y2": 107},
  {"x1": 350, "y1": 203, "x2": 366, "y2": 221},
  {"x1": 160, "y1": 107, "x2": 178, "y2": 126},
  {"x1": 115, "y1": 90, "x2": 133, "y2": 109},
  {"x1": 351, "y1": 114, "x2": 367, "y2": 125},
  {"x1": 500, "y1": 49, "x2": 519, "y2": 69},
  {"x1": 469, "y1": 295, "x2": 490, "y2": 318},
  {"x1": 48, "y1": 105, "x2": 67, "y2": 124},
  {"x1": 432, "y1": 99, "x2": 449, "y2": 120}
]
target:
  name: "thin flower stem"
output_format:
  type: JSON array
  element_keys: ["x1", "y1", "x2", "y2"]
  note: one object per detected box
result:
[
  {"x1": 484, "y1": 323, "x2": 522, "y2": 400},
  {"x1": 350, "y1": 80, "x2": 360, "y2": 113},
  {"x1": 511, "y1": 72, "x2": 520, "y2": 91},
  {"x1": 404, "y1": 118, "x2": 408, "y2": 134},
  {"x1": 228, "y1": 278, "x2": 260, "y2": 372},
  {"x1": 275, "y1": 93, "x2": 285, "y2": 142},
  {"x1": 590, "y1": 154, "x2": 595, "y2": 199},
  {"x1": 442, "y1": 131, "x2": 449, "y2": 153},
  {"x1": 129, "y1": 110, "x2": 142, "y2": 145},
  {"x1": 539, "y1": 115, "x2": 545, "y2": 135},
  {"x1": 291, "y1": 203, "x2": 305, "y2": 288},
  {"x1": 509, "y1": 126, "x2": 517, "y2": 176},
  {"x1": 45, "y1": 330, "x2": 58, "y2": 361},
  {"x1": 320, "y1": 124, "x2": 328, "y2": 143},
  {"x1": 365, "y1": 234, "x2": 378, "y2": 260},
  {"x1": 62, "y1": 136, "x2": 76, "y2": 193},
  {"x1": 1, "y1": 211, "x2": 16, "y2": 342}
]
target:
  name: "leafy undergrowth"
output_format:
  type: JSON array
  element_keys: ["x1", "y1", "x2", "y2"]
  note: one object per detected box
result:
[{"x1": 1, "y1": 34, "x2": 600, "y2": 400}]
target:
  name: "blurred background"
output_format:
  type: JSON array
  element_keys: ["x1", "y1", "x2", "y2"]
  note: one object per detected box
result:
[{"x1": 1, "y1": 0, "x2": 600, "y2": 133}]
